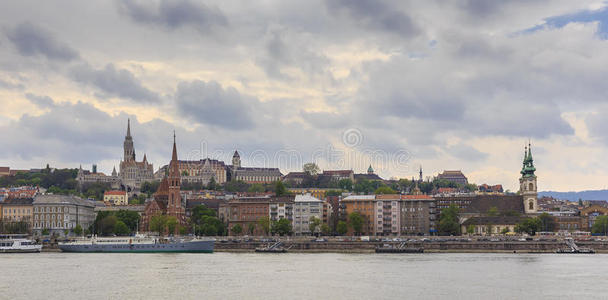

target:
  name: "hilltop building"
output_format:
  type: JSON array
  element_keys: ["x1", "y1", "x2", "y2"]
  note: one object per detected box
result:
[
  {"x1": 227, "y1": 150, "x2": 282, "y2": 184},
  {"x1": 354, "y1": 165, "x2": 383, "y2": 181},
  {"x1": 76, "y1": 165, "x2": 120, "y2": 188},
  {"x1": 103, "y1": 190, "x2": 128, "y2": 206},
  {"x1": 436, "y1": 170, "x2": 468, "y2": 186},
  {"x1": 119, "y1": 119, "x2": 154, "y2": 190}
]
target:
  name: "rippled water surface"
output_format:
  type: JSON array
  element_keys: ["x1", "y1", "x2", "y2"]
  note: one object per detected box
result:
[{"x1": 1, "y1": 252, "x2": 606, "y2": 299}]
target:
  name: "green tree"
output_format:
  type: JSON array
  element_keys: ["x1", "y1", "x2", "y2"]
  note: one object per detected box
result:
[
  {"x1": 271, "y1": 218, "x2": 292, "y2": 236},
  {"x1": 150, "y1": 215, "x2": 168, "y2": 235},
  {"x1": 348, "y1": 212, "x2": 364, "y2": 235},
  {"x1": 308, "y1": 216, "x2": 321, "y2": 236},
  {"x1": 303, "y1": 163, "x2": 320, "y2": 175},
  {"x1": 338, "y1": 179, "x2": 353, "y2": 191},
  {"x1": 374, "y1": 186, "x2": 397, "y2": 195},
  {"x1": 114, "y1": 221, "x2": 130, "y2": 236},
  {"x1": 257, "y1": 216, "x2": 271, "y2": 235},
  {"x1": 337, "y1": 221, "x2": 348, "y2": 235},
  {"x1": 231, "y1": 224, "x2": 243, "y2": 235},
  {"x1": 464, "y1": 183, "x2": 478, "y2": 192},
  {"x1": 591, "y1": 215, "x2": 608, "y2": 235},
  {"x1": 224, "y1": 180, "x2": 249, "y2": 192},
  {"x1": 438, "y1": 204, "x2": 460, "y2": 236},
  {"x1": 248, "y1": 183, "x2": 265, "y2": 193},
  {"x1": 42, "y1": 228, "x2": 50, "y2": 236},
  {"x1": 115, "y1": 210, "x2": 140, "y2": 232},
  {"x1": 166, "y1": 216, "x2": 178, "y2": 234},
  {"x1": 515, "y1": 218, "x2": 541, "y2": 235},
  {"x1": 100, "y1": 215, "x2": 118, "y2": 236},
  {"x1": 248, "y1": 223, "x2": 256, "y2": 235},
  {"x1": 321, "y1": 223, "x2": 330, "y2": 235},
  {"x1": 274, "y1": 181, "x2": 288, "y2": 196},
  {"x1": 73, "y1": 224, "x2": 83, "y2": 236},
  {"x1": 501, "y1": 227, "x2": 510, "y2": 234},
  {"x1": 466, "y1": 224, "x2": 475, "y2": 235},
  {"x1": 141, "y1": 181, "x2": 160, "y2": 197},
  {"x1": 191, "y1": 204, "x2": 216, "y2": 225},
  {"x1": 354, "y1": 179, "x2": 377, "y2": 195},
  {"x1": 325, "y1": 190, "x2": 342, "y2": 197},
  {"x1": 200, "y1": 223, "x2": 218, "y2": 236},
  {"x1": 538, "y1": 213, "x2": 557, "y2": 232}
]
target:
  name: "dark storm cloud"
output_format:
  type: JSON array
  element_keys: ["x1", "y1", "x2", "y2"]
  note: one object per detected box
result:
[
  {"x1": 326, "y1": 0, "x2": 420, "y2": 37},
  {"x1": 25, "y1": 93, "x2": 55, "y2": 108},
  {"x1": 0, "y1": 101, "x2": 120, "y2": 162},
  {"x1": 255, "y1": 29, "x2": 331, "y2": 80},
  {"x1": 5, "y1": 22, "x2": 79, "y2": 61},
  {"x1": 69, "y1": 63, "x2": 160, "y2": 103},
  {"x1": 175, "y1": 80, "x2": 256, "y2": 130},
  {"x1": 118, "y1": 0, "x2": 228, "y2": 32}
]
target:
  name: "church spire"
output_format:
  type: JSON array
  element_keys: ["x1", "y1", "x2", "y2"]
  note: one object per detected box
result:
[
  {"x1": 521, "y1": 142, "x2": 536, "y2": 177},
  {"x1": 172, "y1": 131, "x2": 178, "y2": 162},
  {"x1": 126, "y1": 118, "x2": 131, "y2": 137}
]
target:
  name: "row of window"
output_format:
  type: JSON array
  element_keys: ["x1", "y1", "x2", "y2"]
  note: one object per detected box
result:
[
  {"x1": 33, "y1": 221, "x2": 73, "y2": 229},
  {"x1": 3, "y1": 208, "x2": 31, "y2": 215},
  {"x1": 34, "y1": 214, "x2": 66, "y2": 220},
  {"x1": 34, "y1": 206, "x2": 67, "y2": 213}
]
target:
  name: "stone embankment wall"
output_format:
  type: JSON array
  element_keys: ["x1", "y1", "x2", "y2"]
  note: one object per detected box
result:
[{"x1": 215, "y1": 241, "x2": 608, "y2": 253}]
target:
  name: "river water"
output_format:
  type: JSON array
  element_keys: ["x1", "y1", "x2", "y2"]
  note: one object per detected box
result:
[{"x1": 0, "y1": 252, "x2": 606, "y2": 299}]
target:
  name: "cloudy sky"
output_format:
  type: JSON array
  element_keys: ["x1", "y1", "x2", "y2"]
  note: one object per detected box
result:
[{"x1": 1, "y1": 0, "x2": 608, "y2": 192}]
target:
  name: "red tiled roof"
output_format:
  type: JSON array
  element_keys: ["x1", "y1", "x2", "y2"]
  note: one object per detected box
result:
[
  {"x1": 104, "y1": 190, "x2": 127, "y2": 196},
  {"x1": 401, "y1": 195, "x2": 432, "y2": 200}
]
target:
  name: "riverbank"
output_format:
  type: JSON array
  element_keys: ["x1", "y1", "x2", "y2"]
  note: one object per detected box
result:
[{"x1": 214, "y1": 240, "x2": 608, "y2": 253}]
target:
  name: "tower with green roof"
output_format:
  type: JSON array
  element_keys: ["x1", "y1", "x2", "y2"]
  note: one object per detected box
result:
[{"x1": 519, "y1": 143, "x2": 538, "y2": 214}]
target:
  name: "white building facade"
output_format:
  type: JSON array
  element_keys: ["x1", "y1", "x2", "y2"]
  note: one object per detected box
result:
[{"x1": 293, "y1": 194, "x2": 324, "y2": 235}]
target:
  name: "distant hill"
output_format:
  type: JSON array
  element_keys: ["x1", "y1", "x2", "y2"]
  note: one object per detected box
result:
[{"x1": 539, "y1": 190, "x2": 608, "y2": 202}]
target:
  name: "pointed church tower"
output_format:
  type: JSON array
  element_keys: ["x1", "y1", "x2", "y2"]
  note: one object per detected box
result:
[
  {"x1": 167, "y1": 131, "x2": 185, "y2": 234},
  {"x1": 124, "y1": 119, "x2": 135, "y2": 162},
  {"x1": 519, "y1": 143, "x2": 538, "y2": 214}
]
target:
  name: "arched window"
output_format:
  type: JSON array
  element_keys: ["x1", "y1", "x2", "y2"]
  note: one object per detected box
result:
[
  {"x1": 529, "y1": 183, "x2": 534, "y2": 191},
  {"x1": 529, "y1": 200, "x2": 534, "y2": 211}
]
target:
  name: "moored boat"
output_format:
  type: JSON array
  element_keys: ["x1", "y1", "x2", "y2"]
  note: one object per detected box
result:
[
  {"x1": 58, "y1": 236, "x2": 214, "y2": 253},
  {"x1": 0, "y1": 235, "x2": 42, "y2": 253}
]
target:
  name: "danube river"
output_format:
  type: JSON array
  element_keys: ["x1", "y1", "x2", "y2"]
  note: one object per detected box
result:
[{"x1": 1, "y1": 253, "x2": 606, "y2": 299}]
